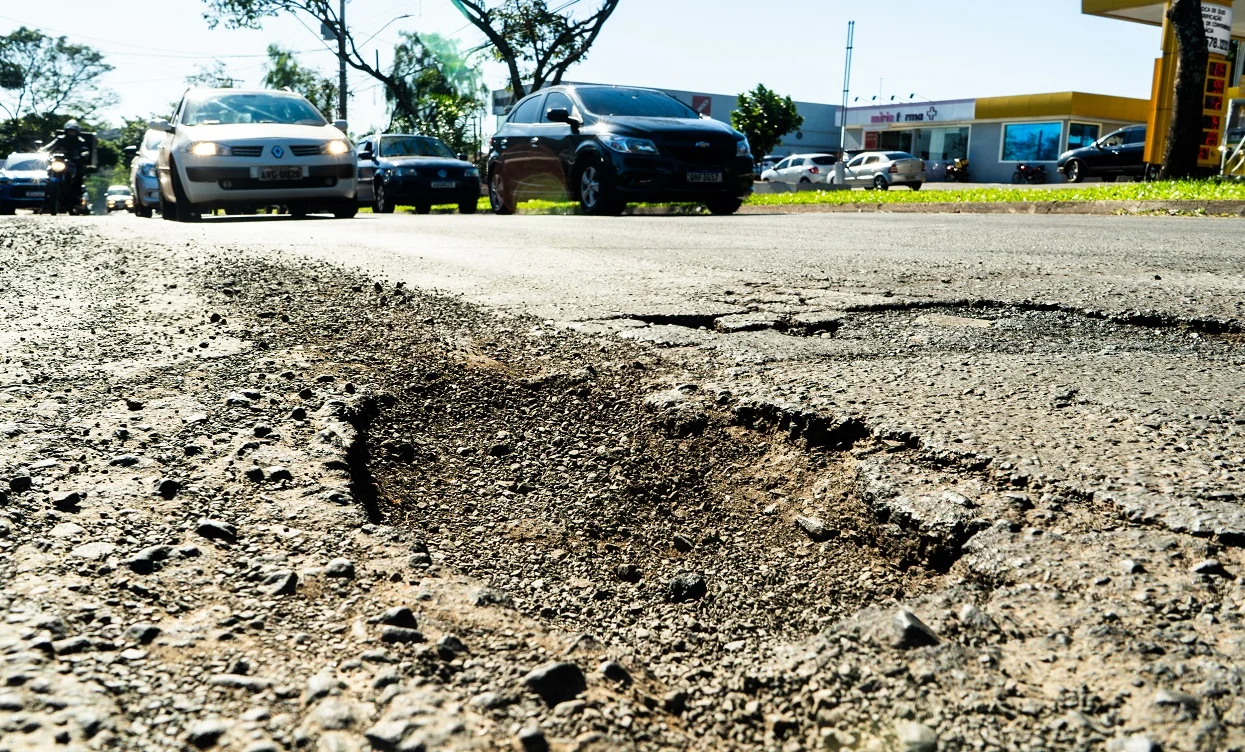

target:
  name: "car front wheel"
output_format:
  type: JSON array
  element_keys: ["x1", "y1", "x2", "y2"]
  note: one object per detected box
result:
[
  {"x1": 333, "y1": 201, "x2": 357, "y2": 219},
  {"x1": 705, "y1": 197, "x2": 744, "y2": 215},
  {"x1": 489, "y1": 168, "x2": 516, "y2": 215},
  {"x1": 1064, "y1": 160, "x2": 1084, "y2": 183},
  {"x1": 373, "y1": 179, "x2": 395, "y2": 214},
  {"x1": 578, "y1": 160, "x2": 623, "y2": 216},
  {"x1": 910, "y1": 182, "x2": 922, "y2": 191},
  {"x1": 169, "y1": 161, "x2": 199, "y2": 222}
]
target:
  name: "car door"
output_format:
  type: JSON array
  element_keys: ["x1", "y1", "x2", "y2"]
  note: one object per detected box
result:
[
  {"x1": 1118, "y1": 127, "x2": 1146, "y2": 173},
  {"x1": 1089, "y1": 129, "x2": 1126, "y2": 174},
  {"x1": 784, "y1": 157, "x2": 805, "y2": 184},
  {"x1": 771, "y1": 158, "x2": 791, "y2": 182},
  {"x1": 529, "y1": 90, "x2": 577, "y2": 198},
  {"x1": 356, "y1": 137, "x2": 378, "y2": 202},
  {"x1": 496, "y1": 94, "x2": 545, "y2": 194},
  {"x1": 843, "y1": 154, "x2": 867, "y2": 186}
]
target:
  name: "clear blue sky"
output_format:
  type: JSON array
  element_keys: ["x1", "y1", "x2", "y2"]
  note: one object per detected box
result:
[{"x1": 1, "y1": 0, "x2": 1161, "y2": 133}]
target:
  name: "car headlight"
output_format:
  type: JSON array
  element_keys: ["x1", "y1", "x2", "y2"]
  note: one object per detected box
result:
[
  {"x1": 188, "y1": 141, "x2": 231, "y2": 157},
  {"x1": 464, "y1": 166, "x2": 479, "y2": 178},
  {"x1": 395, "y1": 167, "x2": 418, "y2": 176},
  {"x1": 324, "y1": 140, "x2": 350, "y2": 156},
  {"x1": 138, "y1": 163, "x2": 156, "y2": 178},
  {"x1": 736, "y1": 137, "x2": 751, "y2": 157},
  {"x1": 600, "y1": 134, "x2": 659, "y2": 155},
  {"x1": 50, "y1": 161, "x2": 66, "y2": 173}
]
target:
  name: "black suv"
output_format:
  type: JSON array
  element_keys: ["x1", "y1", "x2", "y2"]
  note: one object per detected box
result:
[
  {"x1": 1057, "y1": 124, "x2": 1146, "y2": 183},
  {"x1": 488, "y1": 84, "x2": 753, "y2": 215},
  {"x1": 355, "y1": 133, "x2": 481, "y2": 214}
]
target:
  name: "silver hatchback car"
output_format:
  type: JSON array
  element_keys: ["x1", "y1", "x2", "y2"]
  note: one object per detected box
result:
[{"x1": 843, "y1": 151, "x2": 926, "y2": 191}]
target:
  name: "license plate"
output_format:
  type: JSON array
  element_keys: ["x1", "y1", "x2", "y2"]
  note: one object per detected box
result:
[
  {"x1": 27, "y1": 191, "x2": 43, "y2": 198},
  {"x1": 430, "y1": 180, "x2": 456, "y2": 189},
  {"x1": 259, "y1": 166, "x2": 304, "y2": 181},
  {"x1": 687, "y1": 171, "x2": 722, "y2": 184}
]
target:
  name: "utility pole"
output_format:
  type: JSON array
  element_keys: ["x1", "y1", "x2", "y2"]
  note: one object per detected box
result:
[
  {"x1": 337, "y1": 0, "x2": 348, "y2": 121},
  {"x1": 837, "y1": 19, "x2": 854, "y2": 183}
]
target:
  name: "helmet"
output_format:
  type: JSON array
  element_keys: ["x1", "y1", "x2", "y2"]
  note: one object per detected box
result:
[{"x1": 64, "y1": 119, "x2": 80, "y2": 133}]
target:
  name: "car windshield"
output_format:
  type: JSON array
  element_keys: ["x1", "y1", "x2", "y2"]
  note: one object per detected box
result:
[
  {"x1": 4, "y1": 154, "x2": 46, "y2": 171},
  {"x1": 142, "y1": 132, "x2": 164, "y2": 151},
  {"x1": 575, "y1": 88, "x2": 699, "y2": 118},
  {"x1": 884, "y1": 152, "x2": 916, "y2": 160},
  {"x1": 106, "y1": 186, "x2": 130, "y2": 195},
  {"x1": 379, "y1": 136, "x2": 455, "y2": 158},
  {"x1": 181, "y1": 92, "x2": 326, "y2": 126}
]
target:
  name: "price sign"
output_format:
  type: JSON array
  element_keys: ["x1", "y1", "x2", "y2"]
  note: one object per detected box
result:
[
  {"x1": 1204, "y1": 130, "x2": 1222, "y2": 146},
  {"x1": 1200, "y1": 146, "x2": 1212, "y2": 161},
  {"x1": 1209, "y1": 78, "x2": 1226, "y2": 95},
  {"x1": 1209, "y1": 61, "x2": 1229, "y2": 78},
  {"x1": 1206, "y1": 95, "x2": 1225, "y2": 111},
  {"x1": 1204, "y1": 114, "x2": 1223, "y2": 130}
]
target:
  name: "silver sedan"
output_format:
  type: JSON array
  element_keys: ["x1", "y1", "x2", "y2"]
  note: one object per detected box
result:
[{"x1": 842, "y1": 151, "x2": 926, "y2": 191}]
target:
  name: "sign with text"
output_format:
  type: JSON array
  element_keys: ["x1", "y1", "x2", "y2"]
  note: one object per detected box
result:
[
  {"x1": 1199, "y1": 57, "x2": 1231, "y2": 166},
  {"x1": 1203, "y1": 4, "x2": 1233, "y2": 56},
  {"x1": 692, "y1": 96, "x2": 712, "y2": 117},
  {"x1": 845, "y1": 100, "x2": 975, "y2": 127}
]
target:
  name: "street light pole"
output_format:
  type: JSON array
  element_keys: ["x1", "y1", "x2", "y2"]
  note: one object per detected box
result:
[
  {"x1": 837, "y1": 20, "x2": 854, "y2": 185},
  {"x1": 337, "y1": 0, "x2": 348, "y2": 121}
]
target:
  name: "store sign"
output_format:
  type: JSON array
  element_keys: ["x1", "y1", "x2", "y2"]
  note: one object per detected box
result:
[
  {"x1": 846, "y1": 100, "x2": 975, "y2": 126},
  {"x1": 1203, "y1": 3, "x2": 1233, "y2": 56}
]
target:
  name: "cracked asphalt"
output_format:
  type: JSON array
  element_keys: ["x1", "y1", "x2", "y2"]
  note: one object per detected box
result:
[{"x1": 3, "y1": 210, "x2": 1242, "y2": 752}]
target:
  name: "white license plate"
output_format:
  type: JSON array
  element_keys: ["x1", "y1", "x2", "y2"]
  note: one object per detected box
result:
[
  {"x1": 26, "y1": 191, "x2": 44, "y2": 198},
  {"x1": 687, "y1": 171, "x2": 722, "y2": 183},
  {"x1": 259, "y1": 166, "x2": 304, "y2": 181},
  {"x1": 430, "y1": 180, "x2": 456, "y2": 189}
]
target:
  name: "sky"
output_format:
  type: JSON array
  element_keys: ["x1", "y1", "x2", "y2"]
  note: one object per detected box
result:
[{"x1": 0, "y1": 0, "x2": 1163, "y2": 136}]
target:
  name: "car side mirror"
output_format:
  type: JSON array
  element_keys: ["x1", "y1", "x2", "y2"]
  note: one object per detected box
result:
[
  {"x1": 546, "y1": 108, "x2": 571, "y2": 123},
  {"x1": 332, "y1": 119, "x2": 349, "y2": 134},
  {"x1": 457, "y1": 153, "x2": 468, "y2": 161},
  {"x1": 124, "y1": 145, "x2": 137, "y2": 157},
  {"x1": 149, "y1": 119, "x2": 174, "y2": 134}
]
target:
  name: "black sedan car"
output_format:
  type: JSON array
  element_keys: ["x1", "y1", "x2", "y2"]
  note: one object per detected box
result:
[
  {"x1": 355, "y1": 134, "x2": 481, "y2": 214},
  {"x1": 1057, "y1": 124, "x2": 1146, "y2": 183},
  {"x1": 488, "y1": 84, "x2": 753, "y2": 216}
]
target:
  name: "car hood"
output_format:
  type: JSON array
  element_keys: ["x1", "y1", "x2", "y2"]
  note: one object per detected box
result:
[
  {"x1": 178, "y1": 122, "x2": 346, "y2": 142},
  {"x1": 382, "y1": 156, "x2": 474, "y2": 170},
  {"x1": 592, "y1": 116, "x2": 742, "y2": 140},
  {"x1": 2, "y1": 170, "x2": 47, "y2": 179},
  {"x1": 1058, "y1": 144, "x2": 1101, "y2": 162}
]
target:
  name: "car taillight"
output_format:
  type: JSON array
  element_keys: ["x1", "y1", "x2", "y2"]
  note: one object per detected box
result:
[
  {"x1": 888, "y1": 164, "x2": 898, "y2": 173},
  {"x1": 809, "y1": 166, "x2": 819, "y2": 174}
]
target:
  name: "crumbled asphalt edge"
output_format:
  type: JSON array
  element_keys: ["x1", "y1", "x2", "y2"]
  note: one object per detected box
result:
[{"x1": 0, "y1": 217, "x2": 1241, "y2": 751}]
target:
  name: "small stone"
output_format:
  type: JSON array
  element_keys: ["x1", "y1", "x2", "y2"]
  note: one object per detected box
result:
[
  {"x1": 436, "y1": 634, "x2": 466, "y2": 659},
  {"x1": 253, "y1": 424, "x2": 273, "y2": 438},
  {"x1": 323, "y1": 558, "x2": 355, "y2": 579},
  {"x1": 51, "y1": 491, "x2": 82, "y2": 512},
  {"x1": 9, "y1": 475, "x2": 32, "y2": 493},
  {"x1": 662, "y1": 689, "x2": 688, "y2": 714},
  {"x1": 187, "y1": 719, "x2": 229, "y2": 749},
  {"x1": 1121, "y1": 559, "x2": 1145, "y2": 575},
  {"x1": 304, "y1": 672, "x2": 341, "y2": 704},
  {"x1": 599, "y1": 660, "x2": 631, "y2": 685},
  {"x1": 380, "y1": 626, "x2": 423, "y2": 644},
  {"x1": 0, "y1": 693, "x2": 23, "y2": 711},
  {"x1": 52, "y1": 636, "x2": 92, "y2": 655},
  {"x1": 196, "y1": 518, "x2": 237, "y2": 543},
  {"x1": 1154, "y1": 689, "x2": 1199, "y2": 712},
  {"x1": 208, "y1": 675, "x2": 272, "y2": 692},
  {"x1": 615, "y1": 563, "x2": 641, "y2": 583},
  {"x1": 893, "y1": 609, "x2": 940, "y2": 648},
  {"x1": 516, "y1": 726, "x2": 549, "y2": 752},
  {"x1": 126, "y1": 624, "x2": 161, "y2": 644},
  {"x1": 1191, "y1": 559, "x2": 1230, "y2": 578},
  {"x1": 125, "y1": 399, "x2": 144, "y2": 411},
  {"x1": 795, "y1": 515, "x2": 832, "y2": 542},
  {"x1": 672, "y1": 534, "x2": 694, "y2": 552},
  {"x1": 265, "y1": 466, "x2": 293, "y2": 482},
  {"x1": 667, "y1": 571, "x2": 707, "y2": 603},
  {"x1": 290, "y1": 407, "x2": 307, "y2": 421},
  {"x1": 119, "y1": 648, "x2": 147, "y2": 662},
  {"x1": 377, "y1": 607, "x2": 418, "y2": 628},
  {"x1": 244, "y1": 467, "x2": 265, "y2": 483},
  {"x1": 895, "y1": 720, "x2": 938, "y2": 752},
  {"x1": 553, "y1": 699, "x2": 586, "y2": 716},
  {"x1": 468, "y1": 691, "x2": 509, "y2": 710},
  {"x1": 522, "y1": 661, "x2": 586, "y2": 706},
  {"x1": 364, "y1": 720, "x2": 414, "y2": 751},
  {"x1": 311, "y1": 699, "x2": 356, "y2": 730},
  {"x1": 124, "y1": 545, "x2": 173, "y2": 575},
  {"x1": 109, "y1": 454, "x2": 139, "y2": 467},
  {"x1": 184, "y1": 444, "x2": 205, "y2": 456},
  {"x1": 957, "y1": 603, "x2": 997, "y2": 632},
  {"x1": 1119, "y1": 735, "x2": 1160, "y2": 752},
  {"x1": 262, "y1": 571, "x2": 298, "y2": 596},
  {"x1": 155, "y1": 478, "x2": 180, "y2": 500}
]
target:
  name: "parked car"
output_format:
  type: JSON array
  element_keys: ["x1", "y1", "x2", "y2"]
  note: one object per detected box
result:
[
  {"x1": 105, "y1": 185, "x2": 133, "y2": 212},
  {"x1": 487, "y1": 84, "x2": 753, "y2": 215},
  {"x1": 759, "y1": 153, "x2": 838, "y2": 185},
  {"x1": 1057, "y1": 125, "x2": 1146, "y2": 183},
  {"x1": 0, "y1": 152, "x2": 50, "y2": 214},
  {"x1": 128, "y1": 129, "x2": 165, "y2": 217},
  {"x1": 153, "y1": 88, "x2": 357, "y2": 221},
  {"x1": 354, "y1": 133, "x2": 480, "y2": 214},
  {"x1": 842, "y1": 151, "x2": 925, "y2": 190}
]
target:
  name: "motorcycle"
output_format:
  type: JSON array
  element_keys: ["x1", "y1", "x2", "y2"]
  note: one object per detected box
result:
[
  {"x1": 945, "y1": 157, "x2": 970, "y2": 183},
  {"x1": 1011, "y1": 163, "x2": 1047, "y2": 185},
  {"x1": 43, "y1": 152, "x2": 81, "y2": 215}
]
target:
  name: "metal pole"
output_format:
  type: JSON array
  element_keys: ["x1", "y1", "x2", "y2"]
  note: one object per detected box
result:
[
  {"x1": 338, "y1": 0, "x2": 348, "y2": 121},
  {"x1": 837, "y1": 20, "x2": 854, "y2": 183}
]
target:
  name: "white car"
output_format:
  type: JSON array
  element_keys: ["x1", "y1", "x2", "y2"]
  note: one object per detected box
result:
[
  {"x1": 760, "y1": 153, "x2": 839, "y2": 185},
  {"x1": 153, "y1": 88, "x2": 357, "y2": 221}
]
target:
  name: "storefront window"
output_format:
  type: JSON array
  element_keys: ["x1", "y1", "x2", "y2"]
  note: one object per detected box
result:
[
  {"x1": 1002, "y1": 121, "x2": 1062, "y2": 161},
  {"x1": 876, "y1": 130, "x2": 913, "y2": 153},
  {"x1": 916, "y1": 126, "x2": 970, "y2": 161},
  {"x1": 1067, "y1": 123, "x2": 1100, "y2": 150}
]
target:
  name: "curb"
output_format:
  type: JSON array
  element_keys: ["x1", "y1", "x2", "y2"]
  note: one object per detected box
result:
[{"x1": 512, "y1": 200, "x2": 1245, "y2": 217}]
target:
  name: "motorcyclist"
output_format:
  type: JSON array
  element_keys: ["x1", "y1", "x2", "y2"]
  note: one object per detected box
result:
[{"x1": 46, "y1": 119, "x2": 89, "y2": 199}]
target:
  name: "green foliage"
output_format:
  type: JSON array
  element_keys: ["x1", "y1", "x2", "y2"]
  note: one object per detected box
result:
[
  {"x1": 387, "y1": 33, "x2": 485, "y2": 155},
  {"x1": 263, "y1": 45, "x2": 338, "y2": 118},
  {"x1": 731, "y1": 84, "x2": 803, "y2": 161},
  {"x1": 0, "y1": 26, "x2": 115, "y2": 125},
  {"x1": 749, "y1": 181, "x2": 1245, "y2": 205},
  {"x1": 450, "y1": 0, "x2": 620, "y2": 98}
]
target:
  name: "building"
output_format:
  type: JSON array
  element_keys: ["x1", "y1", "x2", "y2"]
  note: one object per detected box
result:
[{"x1": 491, "y1": 84, "x2": 1149, "y2": 182}]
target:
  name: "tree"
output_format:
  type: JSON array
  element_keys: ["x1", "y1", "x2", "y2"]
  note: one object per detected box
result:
[
  {"x1": 262, "y1": 45, "x2": 338, "y2": 118},
  {"x1": 386, "y1": 32, "x2": 485, "y2": 154},
  {"x1": 185, "y1": 61, "x2": 237, "y2": 88},
  {"x1": 731, "y1": 84, "x2": 803, "y2": 161},
  {"x1": 450, "y1": 0, "x2": 620, "y2": 99},
  {"x1": 0, "y1": 27, "x2": 115, "y2": 123},
  {"x1": 1160, "y1": 0, "x2": 1209, "y2": 179}
]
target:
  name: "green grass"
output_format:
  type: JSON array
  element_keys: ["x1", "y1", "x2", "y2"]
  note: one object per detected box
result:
[{"x1": 748, "y1": 179, "x2": 1245, "y2": 206}]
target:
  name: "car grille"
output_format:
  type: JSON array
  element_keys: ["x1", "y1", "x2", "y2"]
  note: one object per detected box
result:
[
  {"x1": 289, "y1": 145, "x2": 322, "y2": 157},
  {"x1": 8, "y1": 186, "x2": 45, "y2": 198},
  {"x1": 666, "y1": 143, "x2": 736, "y2": 166},
  {"x1": 400, "y1": 167, "x2": 465, "y2": 178},
  {"x1": 230, "y1": 146, "x2": 263, "y2": 157},
  {"x1": 220, "y1": 177, "x2": 339, "y2": 191}
]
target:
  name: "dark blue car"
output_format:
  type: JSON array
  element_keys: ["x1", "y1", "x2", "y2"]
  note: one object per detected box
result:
[
  {"x1": 354, "y1": 134, "x2": 481, "y2": 215},
  {"x1": 0, "y1": 153, "x2": 50, "y2": 214}
]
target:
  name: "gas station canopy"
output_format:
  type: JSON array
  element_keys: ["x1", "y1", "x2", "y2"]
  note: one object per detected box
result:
[{"x1": 1083, "y1": 0, "x2": 1245, "y2": 37}]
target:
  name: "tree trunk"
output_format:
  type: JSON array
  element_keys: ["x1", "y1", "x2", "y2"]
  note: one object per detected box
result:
[{"x1": 1160, "y1": 0, "x2": 1209, "y2": 179}]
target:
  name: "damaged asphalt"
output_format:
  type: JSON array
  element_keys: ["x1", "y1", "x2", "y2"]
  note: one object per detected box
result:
[{"x1": 1, "y1": 212, "x2": 1243, "y2": 751}]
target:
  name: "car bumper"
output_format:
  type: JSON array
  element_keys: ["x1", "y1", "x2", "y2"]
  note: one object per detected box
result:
[
  {"x1": 0, "y1": 184, "x2": 50, "y2": 207},
  {"x1": 174, "y1": 156, "x2": 357, "y2": 207},
  {"x1": 134, "y1": 173, "x2": 160, "y2": 208},
  {"x1": 888, "y1": 172, "x2": 927, "y2": 184},
  {"x1": 381, "y1": 175, "x2": 481, "y2": 205},
  {"x1": 606, "y1": 153, "x2": 754, "y2": 199}
]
